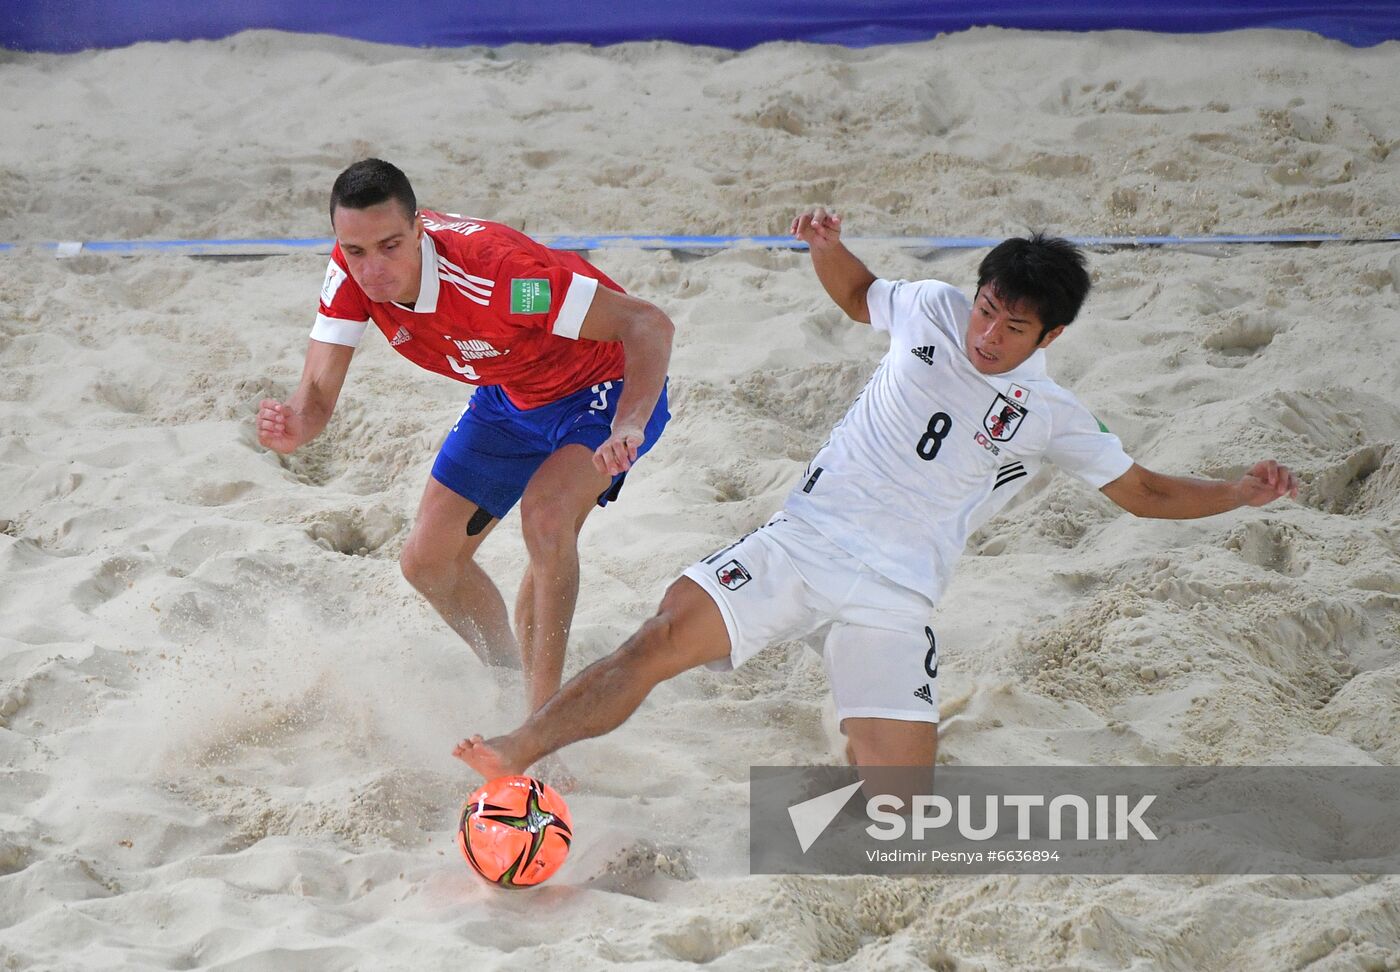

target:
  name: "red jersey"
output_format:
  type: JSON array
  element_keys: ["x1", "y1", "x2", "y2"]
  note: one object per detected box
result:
[{"x1": 311, "y1": 211, "x2": 626, "y2": 409}]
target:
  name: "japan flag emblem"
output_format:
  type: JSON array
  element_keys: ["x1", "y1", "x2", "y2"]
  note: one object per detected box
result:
[
  {"x1": 716, "y1": 560, "x2": 751, "y2": 590},
  {"x1": 983, "y1": 394, "x2": 1028, "y2": 442}
]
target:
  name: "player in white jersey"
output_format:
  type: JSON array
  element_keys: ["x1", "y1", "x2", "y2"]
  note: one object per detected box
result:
[{"x1": 453, "y1": 207, "x2": 1299, "y2": 777}]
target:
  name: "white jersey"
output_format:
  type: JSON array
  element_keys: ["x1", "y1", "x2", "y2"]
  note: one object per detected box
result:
[{"x1": 782, "y1": 277, "x2": 1134, "y2": 602}]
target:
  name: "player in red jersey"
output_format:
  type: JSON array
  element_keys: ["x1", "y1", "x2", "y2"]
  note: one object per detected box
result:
[{"x1": 256, "y1": 159, "x2": 673, "y2": 713}]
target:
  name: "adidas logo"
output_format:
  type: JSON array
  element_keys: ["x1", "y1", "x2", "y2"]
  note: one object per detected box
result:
[
  {"x1": 911, "y1": 345, "x2": 936, "y2": 365},
  {"x1": 390, "y1": 326, "x2": 412, "y2": 346},
  {"x1": 913, "y1": 684, "x2": 934, "y2": 705}
]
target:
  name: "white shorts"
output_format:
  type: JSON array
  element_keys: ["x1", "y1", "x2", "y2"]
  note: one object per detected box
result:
[{"x1": 682, "y1": 513, "x2": 941, "y2": 726}]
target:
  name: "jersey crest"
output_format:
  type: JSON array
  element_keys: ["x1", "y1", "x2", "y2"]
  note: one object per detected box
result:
[
  {"x1": 716, "y1": 559, "x2": 752, "y2": 590},
  {"x1": 983, "y1": 394, "x2": 1028, "y2": 442}
]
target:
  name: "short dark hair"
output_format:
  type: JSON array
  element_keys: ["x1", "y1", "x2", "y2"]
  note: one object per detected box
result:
[
  {"x1": 329, "y1": 158, "x2": 416, "y2": 223},
  {"x1": 976, "y1": 233, "x2": 1090, "y2": 337}
]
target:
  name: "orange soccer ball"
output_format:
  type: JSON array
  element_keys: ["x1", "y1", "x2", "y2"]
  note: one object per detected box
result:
[{"x1": 456, "y1": 776, "x2": 574, "y2": 887}]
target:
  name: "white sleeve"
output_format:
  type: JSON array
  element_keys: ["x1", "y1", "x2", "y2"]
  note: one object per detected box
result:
[
  {"x1": 1044, "y1": 398, "x2": 1134, "y2": 488},
  {"x1": 866, "y1": 278, "x2": 914, "y2": 335},
  {"x1": 867, "y1": 278, "x2": 968, "y2": 345},
  {"x1": 550, "y1": 272, "x2": 598, "y2": 340},
  {"x1": 311, "y1": 258, "x2": 370, "y2": 346},
  {"x1": 310, "y1": 314, "x2": 369, "y2": 347}
]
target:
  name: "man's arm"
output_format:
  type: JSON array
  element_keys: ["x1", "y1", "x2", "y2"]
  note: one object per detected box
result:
[
  {"x1": 1100, "y1": 461, "x2": 1298, "y2": 518},
  {"x1": 791, "y1": 207, "x2": 877, "y2": 324},
  {"x1": 576, "y1": 288, "x2": 675, "y2": 476},
  {"x1": 256, "y1": 339, "x2": 355, "y2": 454}
]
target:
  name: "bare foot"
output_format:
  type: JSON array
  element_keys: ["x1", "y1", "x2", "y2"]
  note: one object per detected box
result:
[{"x1": 452, "y1": 734, "x2": 526, "y2": 779}]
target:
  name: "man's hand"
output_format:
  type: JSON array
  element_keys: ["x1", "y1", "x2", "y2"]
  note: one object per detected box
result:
[
  {"x1": 790, "y1": 207, "x2": 875, "y2": 324},
  {"x1": 1237, "y1": 460, "x2": 1300, "y2": 507},
  {"x1": 791, "y1": 207, "x2": 844, "y2": 251},
  {"x1": 256, "y1": 398, "x2": 309, "y2": 454},
  {"x1": 593, "y1": 425, "x2": 645, "y2": 477},
  {"x1": 257, "y1": 342, "x2": 353, "y2": 457}
]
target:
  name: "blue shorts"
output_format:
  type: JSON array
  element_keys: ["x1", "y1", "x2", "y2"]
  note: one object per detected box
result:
[{"x1": 430, "y1": 379, "x2": 670, "y2": 519}]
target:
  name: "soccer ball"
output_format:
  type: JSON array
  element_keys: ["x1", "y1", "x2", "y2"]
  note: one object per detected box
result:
[{"x1": 456, "y1": 775, "x2": 574, "y2": 887}]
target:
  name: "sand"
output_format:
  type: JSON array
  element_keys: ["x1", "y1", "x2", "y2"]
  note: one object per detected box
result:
[{"x1": 2, "y1": 25, "x2": 1399, "y2": 971}]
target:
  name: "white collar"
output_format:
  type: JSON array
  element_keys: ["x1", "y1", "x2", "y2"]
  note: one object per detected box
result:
[
  {"x1": 996, "y1": 346, "x2": 1049, "y2": 382},
  {"x1": 391, "y1": 231, "x2": 439, "y2": 313}
]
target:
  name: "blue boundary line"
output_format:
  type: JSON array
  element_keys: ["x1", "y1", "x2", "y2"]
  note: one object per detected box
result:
[{"x1": 2, "y1": 232, "x2": 1398, "y2": 256}]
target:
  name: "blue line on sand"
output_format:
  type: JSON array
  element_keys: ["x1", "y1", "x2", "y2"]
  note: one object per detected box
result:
[{"x1": 4, "y1": 232, "x2": 1399, "y2": 256}]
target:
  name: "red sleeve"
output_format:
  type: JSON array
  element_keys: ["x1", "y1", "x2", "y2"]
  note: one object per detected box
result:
[
  {"x1": 311, "y1": 246, "x2": 373, "y2": 347},
  {"x1": 491, "y1": 250, "x2": 601, "y2": 341}
]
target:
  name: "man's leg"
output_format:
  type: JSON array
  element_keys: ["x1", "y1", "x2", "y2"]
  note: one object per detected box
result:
[
  {"x1": 514, "y1": 444, "x2": 616, "y2": 712},
  {"x1": 824, "y1": 609, "x2": 940, "y2": 805},
  {"x1": 399, "y1": 476, "x2": 518, "y2": 669},
  {"x1": 514, "y1": 571, "x2": 536, "y2": 672},
  {"x1": 453, "y1": 576, "x2": 730, "y2": 777},
  {"x1": 843, "y1": 718, "x2": 938, "y2": 766},
  {"x1": 844, "y1": 718, "x2": 938, "y2": 811}
]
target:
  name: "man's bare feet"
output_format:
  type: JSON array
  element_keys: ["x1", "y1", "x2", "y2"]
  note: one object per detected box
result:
[{"x1": 452, "y1": 734, "x2": 525, "y2": 779}]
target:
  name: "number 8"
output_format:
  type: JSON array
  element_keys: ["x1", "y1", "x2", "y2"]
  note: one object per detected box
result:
[{"x1": 916, "y1": 411, "x2": 952, "y2": 460}]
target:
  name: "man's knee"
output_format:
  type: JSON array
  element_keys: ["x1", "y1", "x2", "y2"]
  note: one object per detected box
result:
[
  {"x1": 614, "y1": 578, "x2": 729, "y2": 679},
  {"x1": 400, "y1": 536, "x2": 456, "y2": 592},
  {"x1": 519, "y1": 497, "x2": 581, "y2": 561},
  {"x1": 615, "y1": 610, "x2": 676, "y2": 672},
  {"x1": 399, "y1": 541, "x2": 430, "y2": 590},
  {"x1": 844, "y1": 719, "x2": 939, "y2": 768}
]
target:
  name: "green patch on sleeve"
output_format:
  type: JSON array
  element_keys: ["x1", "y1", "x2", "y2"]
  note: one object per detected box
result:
[
  {"x1": 510, "y1": 278, "x2": 551, "y2": 314},
  {"x1": 1094, "y1": 415, "x2": 1110, "y2": 434}
]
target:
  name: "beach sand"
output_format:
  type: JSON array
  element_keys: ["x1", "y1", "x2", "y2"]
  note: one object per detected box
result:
[{"x1": 1, "y1": 26, "x2": 1398, "y2": 970}]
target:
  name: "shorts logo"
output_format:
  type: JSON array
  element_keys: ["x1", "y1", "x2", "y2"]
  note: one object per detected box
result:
[
  {"x1": 716, "y1": 559, "x2": 751, "y2": 590},
  {"x1": 983, "y1": 394, "x2": 1028, "y2": 442},
  {"x1": 511, "y1": 278, "x2": 551, "y2": 314},
  {"x1": 923, "y1": 626, "x2": 939, "y2": 678},
  {"x1": 913, "y1": 684, "x2": 934, "y2": 706}
]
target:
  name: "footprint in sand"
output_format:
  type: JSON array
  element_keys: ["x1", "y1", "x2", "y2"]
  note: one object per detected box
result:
[
  {"x1": 1191, "y1": 281, "x2": 1251, "y2": 316},
  {"x1": 72, "y1": 554, "x2": 152, "y2": 611},
  {"x1": 166, "y1": 524, "x2": 251, "y2": 576},
  {"x1": 305, "y1": 506, "x2": 407, "y2": 557},
  {"x1": 87, "y1": 376, "x2": 152, "y2": 415},
  {"x1": 1202, "y1": 313, "x2": 1281, "y2": 365},
  {"x1": 584, "y1": 838, "x2": 695, "y2": 900},
  {"x1": 1224, "y1": 520, "x2": 1305, "y2": 576},
  {"x1": 1302, "y1": 444, "x2": 1395, "y2": 515},
  {"x1": 655, "y1": 915, "x2": 754, "y2": 964},
  {"x1": 186, "y1": 479, "x2": 255, "y2": 507}
]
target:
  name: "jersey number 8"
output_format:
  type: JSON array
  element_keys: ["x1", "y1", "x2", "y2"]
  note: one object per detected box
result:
[{"x1": 915, "y1": 412, "x2": 953, "y2": 461}]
